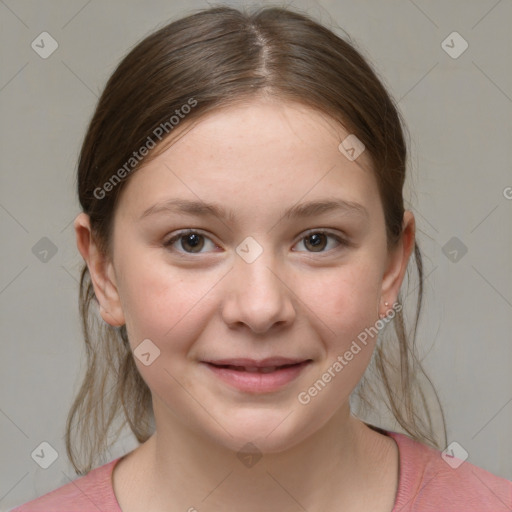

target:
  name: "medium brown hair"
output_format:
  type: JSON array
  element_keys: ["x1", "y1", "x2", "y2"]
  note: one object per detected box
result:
[{"x1": 66, "y1": 4, "x2": 447, "y2": 475}]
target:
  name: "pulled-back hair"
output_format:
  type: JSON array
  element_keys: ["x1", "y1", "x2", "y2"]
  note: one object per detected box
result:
[{"x1": 66, "y1": 4, "x2": 447, "y2": 475}]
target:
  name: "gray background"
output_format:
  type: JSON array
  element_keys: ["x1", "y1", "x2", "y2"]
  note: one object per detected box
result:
[{"x1": 1, "y1": 0, "x2": 511, "y2": 509}]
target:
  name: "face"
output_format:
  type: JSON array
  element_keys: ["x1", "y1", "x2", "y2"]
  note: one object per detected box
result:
[{"x1": 80, "y1": 98, "x2": 411, "y2": 454}]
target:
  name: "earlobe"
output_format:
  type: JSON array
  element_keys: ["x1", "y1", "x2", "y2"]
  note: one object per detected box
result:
[
  {"x1": 380, "y1": 210, "x2": 416, "y2": 308},
  {"x1": 74, "y1": 213, "x2": 125, "y2": 327}
]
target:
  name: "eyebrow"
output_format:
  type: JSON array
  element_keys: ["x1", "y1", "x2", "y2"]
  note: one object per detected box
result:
[{"x1": 139, "y1": 197, "x2": 369, "y2": 223}]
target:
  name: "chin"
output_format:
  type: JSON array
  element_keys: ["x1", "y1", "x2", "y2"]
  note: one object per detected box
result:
[{"x1": 205, "y1": 408, "x2": 316, "y2": 455}]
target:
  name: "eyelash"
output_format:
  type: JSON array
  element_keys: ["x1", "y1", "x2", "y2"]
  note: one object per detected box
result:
[{"x1": 162, "y1": 229, "x2": 350, "y2": 256}]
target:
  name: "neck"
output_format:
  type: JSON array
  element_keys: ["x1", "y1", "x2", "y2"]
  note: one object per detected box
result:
[{"x1": 120, "y1": 403, "x2": 394, "y2": 512}]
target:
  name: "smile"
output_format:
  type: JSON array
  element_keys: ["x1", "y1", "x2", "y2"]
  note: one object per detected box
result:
[{"x1": 202, "y1": 360, "x2": 312, "y2": 393}]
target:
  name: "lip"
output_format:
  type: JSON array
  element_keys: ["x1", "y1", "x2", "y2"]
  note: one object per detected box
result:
[{"x1": 201, "y1": 358, "x2": 312, "y2": 394}]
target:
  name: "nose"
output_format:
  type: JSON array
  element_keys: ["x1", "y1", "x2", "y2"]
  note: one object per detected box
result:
[{"x1": 221, "y1": 247, "x2": 296, "y2": 334}]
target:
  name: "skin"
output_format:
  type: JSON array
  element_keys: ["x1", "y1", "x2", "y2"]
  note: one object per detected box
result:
[{"x1": 75, "y1": 97, "x2": 415, "y2": 512}]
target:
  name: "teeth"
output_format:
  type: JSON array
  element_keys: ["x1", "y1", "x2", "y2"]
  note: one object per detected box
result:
[{"x1": 225, "y1": 365, "x2": 280, "y2": 373}]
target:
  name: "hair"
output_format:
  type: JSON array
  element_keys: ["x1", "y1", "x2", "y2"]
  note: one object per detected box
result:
[{"x1": 66, "y1": 4, "x2": 447, "y2": 475}]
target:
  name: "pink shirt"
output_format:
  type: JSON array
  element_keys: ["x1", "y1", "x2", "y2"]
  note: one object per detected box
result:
[{"x1": 11, "y1": 430, "x2": 512, "y2": 511}]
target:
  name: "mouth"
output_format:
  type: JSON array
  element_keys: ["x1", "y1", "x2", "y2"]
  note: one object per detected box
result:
[
  {"x1": 209, "y1": 363, "x2": 300, "y2": 373},
  {"x1": 201, "y1": 358, "x2": 312, "y2": 393}
]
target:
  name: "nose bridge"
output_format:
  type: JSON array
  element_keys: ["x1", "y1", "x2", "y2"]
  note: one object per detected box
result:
[
  {"x1": 240, "y1": 246, "x2": 281, "y2": 298},
  {"x1": 222, "y1": 236, "x2": 295, "y2": 332}
]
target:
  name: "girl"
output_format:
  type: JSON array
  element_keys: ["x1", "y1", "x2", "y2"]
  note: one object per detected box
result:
[{"x1": 13, "y1": 4, "x2": 511, "y2": 511}]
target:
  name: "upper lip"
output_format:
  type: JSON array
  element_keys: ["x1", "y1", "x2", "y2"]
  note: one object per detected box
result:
[{"x1": 203, "y1": 358, "x2": 310, "y2": 368}]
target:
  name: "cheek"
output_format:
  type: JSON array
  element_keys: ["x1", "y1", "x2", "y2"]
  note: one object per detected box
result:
[
  {"x1": 117, "y1": 242, "x2": 383, "y2": 354},
  {"x1": 292, "y1": 263, "x2": 383, "y2": 423},
  {"x1": 303, "y1": 259, "x2": 382, "y2": 350},
  {"x1": 116, "y1": 257, "x2": 219, "y2": 402},
  {"x1": 116, "y1": 250, "x2": 218, "y2": 352}
]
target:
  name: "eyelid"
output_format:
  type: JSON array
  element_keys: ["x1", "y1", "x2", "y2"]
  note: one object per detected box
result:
[
  {"x1": 298, "y1": 228, "x2": 349, "y2": 242},
  {"x1": 163, "y1": 229, "x2": 219, "y2": 248},
  {"x1": 292, "y1": 229, "x2": 350, "y2": 253}
]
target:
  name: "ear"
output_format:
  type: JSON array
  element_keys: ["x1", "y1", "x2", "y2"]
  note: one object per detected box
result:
[
  {"x1": 74, "y1": 213, "x2": 125, "y2": 327},
  {"x1": 380, "y1": 210, "x2": 416, "y2": 309}
]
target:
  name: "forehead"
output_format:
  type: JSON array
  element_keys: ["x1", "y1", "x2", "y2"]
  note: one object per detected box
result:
[
  {"x1": 153, "y1": 98, "x2": 373, "y2": 169},
  {"x1": 117, "y1": 98, "x2": 380, "y2": 222}
]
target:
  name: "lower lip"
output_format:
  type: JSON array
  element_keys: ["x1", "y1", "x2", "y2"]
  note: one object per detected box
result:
[{"x1": 203, "y1": 361, "x2": 311, "y2": 393}]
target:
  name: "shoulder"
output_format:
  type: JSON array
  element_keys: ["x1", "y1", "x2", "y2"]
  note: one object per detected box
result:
[
  {"x1": 9, "y1": 458, "x2": 122, "y2": 512},
  {"x1": 386, "y1": 430, "x2": 512, "y2": 511}
]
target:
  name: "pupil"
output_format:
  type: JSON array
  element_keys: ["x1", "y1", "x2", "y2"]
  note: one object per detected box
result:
[
  {"x1": 183, "y1": 234, "x2": 203, "y2": 252},
  {"x1": 307, "y1": 233, "x2": 326, "y2": 252},
  {"x1": 187, "y1": 234, "x2": 199, "y2": 246}
]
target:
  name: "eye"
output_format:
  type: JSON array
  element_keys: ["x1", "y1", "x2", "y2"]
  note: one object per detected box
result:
[
  {"x1": 292, "y1": 230, "x2": 348, "y2": 254},
  {"x1": 163, "y1": 229, "x2": 349, "y2": 256},
  {"x1": 163, "y1": 230, "x2": 218, "y2": 254}
]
